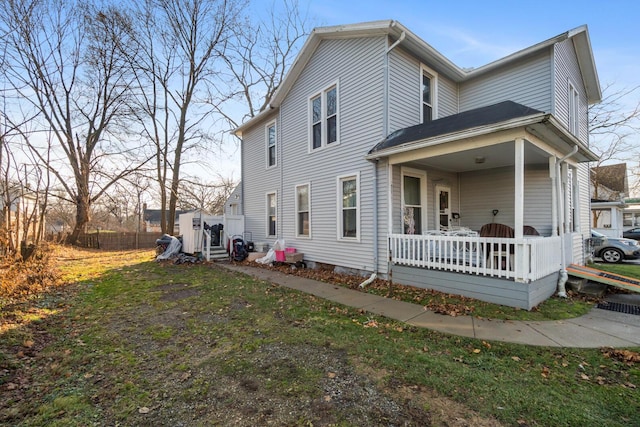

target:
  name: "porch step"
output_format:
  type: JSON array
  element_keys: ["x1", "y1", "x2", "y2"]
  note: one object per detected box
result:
[
  {"x1": 566, "y1": 264, "x2": 640, "y2": 294},
  {"x1": 206, "y1": 246, "x2": 229, "y2": 261}
]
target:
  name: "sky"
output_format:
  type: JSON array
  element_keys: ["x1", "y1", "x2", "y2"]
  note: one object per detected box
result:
[{"x1": 215, "y1": 0, "x2": 640, "y2": 187}]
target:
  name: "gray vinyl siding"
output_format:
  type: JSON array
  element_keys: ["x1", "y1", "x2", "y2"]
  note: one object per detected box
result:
[
  {"x1": 388, "y1": 48, "x2": 420, "y2": 132},
  {"x1": 392, "y1": 264, "x2": 558, "y2": 310},
  {"x1": 388, "y1": 48, "x2": 459, "y2": 134},
  {"x1": 438, "y1": 75, "x2": 458, "y2": 117},
  {"x1": 241, "y1": 112, "x2": 280, "y2": 243},
  {"x1": 224, "y1": 184, "x2": 243, "y2": 216},
  {"x1": 459, "y1": 165, "x2": 553, "y2": 235},
  {"x1": 459, "y1": 49, "x2": 553, "y2": 113},
  {"x1": 553, "y1": 39, "x2": 589, "y2": 144},
  {"x1": 276, "y1": 36, "x2": 387, "y2": 273}
]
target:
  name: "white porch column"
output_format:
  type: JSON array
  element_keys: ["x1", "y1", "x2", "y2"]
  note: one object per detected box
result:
[
  {"x1": 562, "y1": 162, "x2": 570, "y2": 233},
  {"x1": 514, "y1": 138, "x2": 524, "y2": 238},
  {"x1": 549, "y1": 156, "x2": 558, "y2": 236},
  {"x1": 572, "y1": 166, "x2": 581, "y2": 233},
  {"x1": 514, "y1": 138, "x2": 525, "y2": 281}
]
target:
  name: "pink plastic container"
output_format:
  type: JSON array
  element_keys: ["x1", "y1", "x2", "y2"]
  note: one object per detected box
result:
[
  {"x1": 275, "y1": 250, "x2": 286, "y2": 262},
  {"x1": 285, "y1": 247, "x2": 296, "y2": 254}
]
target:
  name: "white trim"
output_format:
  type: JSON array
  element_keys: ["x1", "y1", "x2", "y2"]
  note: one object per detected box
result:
[
  {"x1": 265, "y1": 120, "x2": 277, "y2": 169},
  {"x1": 266, "y1": 191, "x2": 277, "y2": 238},
  {"x1": 295, "y1": 182, "x2": 311, "y2": 238},
  {"x1": 336, "y1": 172, "x2": 361, "y2": 241},
  {"x1": 308, "y1": 80, "x2": 340, "y2": 152},
  {"x1": 420, "y1": 63, "x2": 438, "y2": 122},
  {"x1": 400, "y1": 167, "x2": 427, "y2": 234},
  {"x1": 568, "y1": 80, "x2": 579, "y2": 136}
]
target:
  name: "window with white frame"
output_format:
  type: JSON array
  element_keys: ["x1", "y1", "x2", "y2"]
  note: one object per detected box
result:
[
  {"x1": 421, "y1": 65, "x2": 437, "y2": 123},
  {"x1": 568, "y1": 82, "x2": 579, "y2": 136},
  {"x1": 295, "y1": 183, "x2": 310, "y2": 237},
  {"x1": 266, "y1": 192, "x2": 277, "y2": 237},
  {"x1": 401, "y1": 168, "x2": 427, "y2": 234},
  {"x1": 266, "y1": 122, "x2": 276, "y2": 167},
  {"x1": 310, "y1": 83, "x2": 339, "y2": 150},
  {"x1": 338, "y1": 174, "x2": 359, "y2": 240}
]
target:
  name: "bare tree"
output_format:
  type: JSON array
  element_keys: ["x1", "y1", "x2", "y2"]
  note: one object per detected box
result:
[
  {"x1": 0, "y1": 0, "x2": 146, "y2": 244},
  {"x1": 178, "y1": 175, "x2": 237, "y2": 214},
  {"x1": 216, "y1": 0, "x2": 313, "y2": 126},
  {"x1": 589, "y1": 83, "x2": 640, "y2": 199},
  {"x1": 128, "y1": 0, "x2": 242, "y2": 235}
]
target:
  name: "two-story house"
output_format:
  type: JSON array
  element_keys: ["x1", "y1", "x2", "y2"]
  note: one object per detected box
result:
[{"x1": 234, "y1": 20, "x2": 601, "y2": 309}]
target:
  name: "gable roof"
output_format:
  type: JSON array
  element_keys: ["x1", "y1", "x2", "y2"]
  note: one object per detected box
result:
[
  {"x1": 369, "y1": 101, "x2": 542, "y2": 153},
  {"x1": 591, "y1": 163, "x2": 629, "y2": 194},
  {"x1": 234, "y1": 21, "x2": 601, "y2": 138},
  {"x1": 143, "y1": 209, "x2": 188, "y2": 223}
]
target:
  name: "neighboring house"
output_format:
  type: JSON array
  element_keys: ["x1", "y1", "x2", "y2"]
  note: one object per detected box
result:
[
  {"x1": 234, "y1": 20, "x2": 601, "y2": 309},
  {"x1": 623, "y1": 198, "x2": 640, "y2": 228},
  {"x1": 590, "y1": 163, "x2": 628, "y2": 237},
  {"x1": 142, "y1": 204, "x2": 186, "y2": 234},
  {"x1": 224, "y1": 183, "x2": 243, "y2": 217},
  {"x1": 1, "y1": 184, "x2": 45, "y2": 249}
]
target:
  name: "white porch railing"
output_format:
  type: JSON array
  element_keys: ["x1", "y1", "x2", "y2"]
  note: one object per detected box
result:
[{"x1": 389, "y1": 233, "x2": 562, "y2": 282}]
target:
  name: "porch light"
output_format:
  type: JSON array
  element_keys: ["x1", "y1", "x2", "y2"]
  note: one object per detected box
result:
[{"x1": 475, "y1": 156, "x2": 485, "y2": 164}]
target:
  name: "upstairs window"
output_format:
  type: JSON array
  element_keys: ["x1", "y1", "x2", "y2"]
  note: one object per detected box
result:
[
  {"x1": 421, "y1": 65, "x2": 437, "y2": 123},
  {"x1": 568, "y1": 82, "x2": 579, "y2": 136},
  {"x1": 310, "y1": 83, "x2": 339, "y2": 150},
  {"x1": 266, "y1": 122, "x2": 276, "y2": 167}
]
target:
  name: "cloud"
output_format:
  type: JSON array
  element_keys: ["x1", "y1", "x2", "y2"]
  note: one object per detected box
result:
[{"x1": 426, "y1": 24, "x2": 527, "y2": 67}]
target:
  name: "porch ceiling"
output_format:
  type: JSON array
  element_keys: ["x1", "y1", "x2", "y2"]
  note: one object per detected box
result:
[{"x1": 402, "y1": 141, "x2": 551, "y2": 173}]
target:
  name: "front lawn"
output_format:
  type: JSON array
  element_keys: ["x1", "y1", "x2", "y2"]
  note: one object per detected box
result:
[{"x1": 1, "y1": 247, "x2": 638, "y2": 426}]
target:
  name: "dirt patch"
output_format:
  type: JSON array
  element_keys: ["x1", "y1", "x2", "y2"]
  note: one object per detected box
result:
[{"x1": 1, "y1": 258, "x2": 506, "y2": 427}]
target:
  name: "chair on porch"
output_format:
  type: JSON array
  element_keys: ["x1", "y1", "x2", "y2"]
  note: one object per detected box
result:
[
  {"x1": 479, "y1": 224, "x2": 540, "y2": 270},
  {"x1": 480, "y1": 223, "x2": 514, "y2": 270}
]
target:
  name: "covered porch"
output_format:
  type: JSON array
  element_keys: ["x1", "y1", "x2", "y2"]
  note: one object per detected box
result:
[{"x1": 369, "y1": 102, "x2": 597, "y2": 309}]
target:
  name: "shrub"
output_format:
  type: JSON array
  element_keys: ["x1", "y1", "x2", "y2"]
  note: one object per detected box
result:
[{"x1": 0, "y1": 241, "x2": 60, "y2": 302}]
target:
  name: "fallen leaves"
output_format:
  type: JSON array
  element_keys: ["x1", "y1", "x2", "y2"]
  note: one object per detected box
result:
[
  {"x1": 541, "y1": 366, "x2": 550, "y2": 378},
  {"x1": 601, "y1": 348, "x2": 640, "y2": 364}
]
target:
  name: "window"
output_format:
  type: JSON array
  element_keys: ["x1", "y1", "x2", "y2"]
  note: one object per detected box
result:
[
  {"x1": 568, "y1": 82, "x2": 579, "y2": 136},
  {"x1": 310, "y1": 83, "x2": 339, "y2": 150},
  {"x1": 295, "y1": 184, "x2": 310, "y2": 237},
  {"x1": 266, "y1": 192, "x2": 276, "y2": 237},
  {"x1": 421, "y1": 65, "x2": 437, "y2": 123},
  {"x1": 266, "y1": 122, "x2": 276, "y2": 167},
  {"x1": 338, "y1": 174, "x2": 359, "y2": 240},
  {"x1": 402, "y1": 168, "x2": 427, "y2": 234}
]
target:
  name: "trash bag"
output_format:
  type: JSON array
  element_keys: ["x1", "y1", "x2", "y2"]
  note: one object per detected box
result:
[
  {"x1": 255, "y1": 239, "x2": 285, "y2": 264},
  {"x1": 156, "y1": 235, "x2": 182, "y2": 260}
]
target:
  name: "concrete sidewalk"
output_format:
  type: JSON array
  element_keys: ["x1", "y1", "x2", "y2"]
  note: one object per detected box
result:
[{"x1": 221, "y1": 264, "x2": 640, "y2": 348}]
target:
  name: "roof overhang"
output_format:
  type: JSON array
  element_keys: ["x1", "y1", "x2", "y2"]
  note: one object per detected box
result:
[
  {"x1": 233, "y1": 107, "x2": 278, "y2": 138},
  {"x1": 591, "y1": 201, "x2": 627, "y2": 209},
  {"x1": 365, "y1": 113, "x2": 598, "y2": 163}
]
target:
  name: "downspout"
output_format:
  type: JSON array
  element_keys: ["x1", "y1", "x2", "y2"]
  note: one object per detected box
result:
[
  {"x1": 556, "y1": 145, "x2": 579, "y2": 297},
  {"x1": 360, "y1": 159, "x2": 379, "y2": 288},
  {"x1": 360, "y1": 27, "x2": 404, "y2": 289}
]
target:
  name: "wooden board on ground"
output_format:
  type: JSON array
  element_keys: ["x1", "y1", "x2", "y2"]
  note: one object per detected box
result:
[{"x1": 567, "y1": 264, "x2": 640, "y2": 293}]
